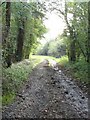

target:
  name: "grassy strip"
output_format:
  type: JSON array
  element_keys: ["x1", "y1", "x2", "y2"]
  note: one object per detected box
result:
[{"x1": 30, "y1": 55, "x2": 58, "y2": 62}]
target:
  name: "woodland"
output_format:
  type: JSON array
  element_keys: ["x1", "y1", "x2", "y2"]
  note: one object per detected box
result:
[{"x1": 1, "y1": 1, "x2": 90, "y2": 106}]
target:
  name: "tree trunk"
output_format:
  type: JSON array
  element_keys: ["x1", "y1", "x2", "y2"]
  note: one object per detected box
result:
[
  {"x1": 2, "y1": 2, "x2": 12, "y2": 68},
  {"x1": 87, "y1": 2, "x2": 90, "y2": 63},
  {"x1": 69, "y1": 39, "x2": 76, "y2": 62},
  {"x1": 2, "y1": 2, "x2": 11, "y2": 43},
  {"x1": 66, "y1": 27, "x2": 76, "y2": 62},
  {"x1": 64, "y1": 2, "x2": 76, "y2": 62},
  {"x1": 15, "y1": 20, "x2": 25, "y2": 62}
]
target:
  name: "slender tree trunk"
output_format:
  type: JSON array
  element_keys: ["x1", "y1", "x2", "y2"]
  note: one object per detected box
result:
[
  {"x1": 15, "y1": 20, "x2": 25, "y2": 62},
  {"x1": 87, "y1": 2, "x2": 90, "y2": 63},
  {"x1": 69, "y1": 39, "x2": 76, "y2": 62},
  {"x1": 2, "y1": 2, "x2": 11, "y2": 43},
  {"x1": 23, "y1": 34, "x2": 33, "y2": 59},
  {"x1": 64, "y1": 2, "x2": 76, "y2": 62},
  {"x1": 2, "y1": 2, "x2": 12, "y2": 68},
  {"x1": 77, "y1": 40, "x2": 86, "y2": 60}
]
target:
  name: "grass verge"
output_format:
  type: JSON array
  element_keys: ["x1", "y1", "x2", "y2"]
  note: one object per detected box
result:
[
  {"x1": 57, "y1": 56, "x2": 89, "y2": 84},
  {"x1": 2, "y1": 58, "x2": 41, "y2": 106}
]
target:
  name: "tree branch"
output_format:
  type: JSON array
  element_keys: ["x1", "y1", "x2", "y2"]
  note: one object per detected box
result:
[{"x1": 0, "y1": 2, "x2": 5, "y2": 6}]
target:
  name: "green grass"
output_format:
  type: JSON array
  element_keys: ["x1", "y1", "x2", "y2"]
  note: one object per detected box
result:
[
  {"x1": 65, "y1": 59, "x2": 89, "y2": 84},
  {"x1": 2, "y1": 92, "x2": 15, "y2": 105},
  {"x1": 2, "y1": 58, "x2": 41, "y2": 106},
  {"x1": 57, "y1": 55, "x2": 69, "y2": 66},
  {"x1": 30, "y1": 55, "x2": 59, "y2": 64},
  {"x1": 57, "y1": 56, "x2": 88, "y2": 84}
]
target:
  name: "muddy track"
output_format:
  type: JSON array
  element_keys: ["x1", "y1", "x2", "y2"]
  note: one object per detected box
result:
[{"x1": 2, "y1": 60, "x2": 88, "y2": 119}]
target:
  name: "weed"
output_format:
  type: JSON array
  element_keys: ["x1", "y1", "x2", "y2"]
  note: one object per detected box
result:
[
  {"x1": 58, "y1": 55, "x2": 68, "y2": 66},
  {"x1": 58, "y1": 56, "x2": 88, "y2": 84},
  {"x1": 2, "y1": 59, "x2": 37, "y2": 106}
]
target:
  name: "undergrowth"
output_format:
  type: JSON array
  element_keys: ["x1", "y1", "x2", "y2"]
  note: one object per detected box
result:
[
  {"x1": 58, "y1": 56, "x2": 89, "y2": 84},
  {"x1": 57, "y1": 55, "x2": 68, "y2": 65},
  {"x1": 2, "y1": 59, "x2": 40, "y2": 106},
  {"x1": 65, "y1": 59, "x2": 89, "y2": 84}
]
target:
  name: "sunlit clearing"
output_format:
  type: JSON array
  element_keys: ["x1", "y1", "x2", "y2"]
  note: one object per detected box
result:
[{"x1": 40, "y1": 13, "x2": 66, "y2": 45}]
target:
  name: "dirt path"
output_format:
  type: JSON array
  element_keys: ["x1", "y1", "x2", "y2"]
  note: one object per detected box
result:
[{"x1": 2, "y1": 60, "x2": 88, "y2": 119}]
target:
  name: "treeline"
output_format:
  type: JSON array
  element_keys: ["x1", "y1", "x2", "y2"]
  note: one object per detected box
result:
[
  {"x1": 1, "y1": 1, "x2": 90, "y2": 67},
  {"x1": 43, "y1": 1, "x2": 89, "y2": 63},
  {"x1": 2, "y1": 1, "x2": 47, "y2": 68},
  {"x1": 36, "y1": 36, "x2": 66, "y2": 58}
]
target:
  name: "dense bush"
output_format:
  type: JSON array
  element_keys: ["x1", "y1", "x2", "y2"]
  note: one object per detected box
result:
[
  {"x1": 67, "y1": 59, "x2": 88, "y2": 83},
  {"x1": 2, "y1": 59, "x2": 35, "y2": 105}
]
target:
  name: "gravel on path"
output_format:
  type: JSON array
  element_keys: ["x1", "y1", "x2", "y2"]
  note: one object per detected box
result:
[{"x1": 2, "y1": 60, "x2": 88, "y2": 119}]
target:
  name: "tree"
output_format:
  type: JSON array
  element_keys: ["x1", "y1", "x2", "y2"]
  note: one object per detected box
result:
[
  {"x1": 2, "y1": 1, "x2": 12, "y2": 67},
  {"x1": 87, "y1": 1, "x2": 90, "y2": 63},
  {"x1": 23, "y1": 17, "x2": 47, "y2": 59},
  {"x1": 37, "y1": 42, "x2": 49, "y2": 55},
  {"x1": 14, "y1": 2, "x2": 27, "y2": 61},
  {"x1": 37, "y1": 37, "x2": 66, "y2": 58},
  {"x1": 2, "y1": 1, "x2": 47, "y2": 66},
  {"x1": 43, "y1": 0, "x2": 88, "y2": 62}
]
